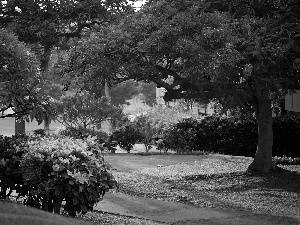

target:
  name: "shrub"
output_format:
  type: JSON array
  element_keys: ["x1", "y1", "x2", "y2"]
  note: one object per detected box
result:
[
  {"x1": 59, "y1": 127, "x2": 109, "y2": 144},
  {"x1": 0, "y1": 134, "x2": 117, "y2": 216},
  {"x1": 162, "y1": 113, "x2": 300, "y2": 158},
  {"x1": 132, "y1": 115, "x2": 155, "y2": 152},
  {"x1": 0, "y1": 135, "x2": 29, "y2": 199},
  {"x1": 273, "y1": 156, "x2": 300, "y2": 165},
  {"x1": 110, "y1": 124, "x2": 142, "y2": 153},
  {"x1": 163, "y1": 118, "x2": 199, "y2": 154},
  {"x1": 273, "y1": 114, "x2": 300, "y2": 158},
  {"x1": 19, "y1": 135, "x2": 117, "y2": 216},
  {"x1": 163, "y1": 115, "x2": 258, "y2": 156},
  {"x1": 213, "y1": 116, "x2": 257, "y2": 157},
  {"x1": 33, "y1": 129, "x2": 46, "y2": 136}
]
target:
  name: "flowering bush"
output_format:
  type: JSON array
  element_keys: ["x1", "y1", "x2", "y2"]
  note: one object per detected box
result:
[{"x1": 19, "y1": 135, "x2": 117, "y2": 216}]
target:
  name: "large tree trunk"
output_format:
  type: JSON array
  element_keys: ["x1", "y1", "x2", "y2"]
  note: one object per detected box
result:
[{"x1": 247, "y1": 86, "x2": 276, "y2": 173}]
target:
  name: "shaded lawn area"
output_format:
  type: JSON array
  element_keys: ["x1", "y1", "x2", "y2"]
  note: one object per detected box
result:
[{"x1": 106, "y1": 154, "x2": 300, "y2": 221}]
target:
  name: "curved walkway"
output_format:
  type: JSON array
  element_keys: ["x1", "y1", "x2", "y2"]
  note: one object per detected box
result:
[
  {"x1": 98, "y1": 147, "x2": 300, "y2": 224},
  {"x1": 95, "y1": 192, "x2": 299, "y2": 225}
]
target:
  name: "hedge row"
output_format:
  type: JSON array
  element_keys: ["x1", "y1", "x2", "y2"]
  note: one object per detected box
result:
[{"x1": 163, "y1": 114, "x2": 300, "y2": 158}]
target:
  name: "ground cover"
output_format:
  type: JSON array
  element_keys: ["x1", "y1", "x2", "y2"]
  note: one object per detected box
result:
[{"x1": 79, "y1": 153, "x2": 300, "y2": 224}]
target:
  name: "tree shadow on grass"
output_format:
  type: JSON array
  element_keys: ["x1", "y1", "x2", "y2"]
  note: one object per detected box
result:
[
  {"x1": 179, "y1": 167, "x2": 300, "y2": 222},
  {"x1": 183, "y1": 167, "x2": 300, "y2": 194}
]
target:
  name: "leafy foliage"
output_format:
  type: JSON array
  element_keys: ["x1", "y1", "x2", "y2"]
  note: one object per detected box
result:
[
  {"x1": 273, "y1": 156, "x2": 300, "y2": 165},
  {"x1": 163, "y1": 118, "x2": 200, "y2": 154},
  {"x1": 273, "y1": 113, "x2": 300, "y2": 158},
  {"x1": 132, "y1": 115, "x2": 155, "y2": 152},
  {"x1": 0, "y1": 29, "x2": 52, "y2": 122},
  {"x1": 33, "y1": 129, "x2": 47, "y2": 136},
  {"x1": 163, "y1": 114, "x2": 300, "y2": 158},
  {"x1": 0, "y1": 0, "x2": 133, "y2": 60},
  {"x1": 109, "y1": 80, "x2": 139, "y2": 107},
  {"x1": 110, "y1": 124, "x2": 142, "y2": 153},
  {"x1": 137, "y1": 82, "x2": 157, "y2": 107},
  {"x1": 0, "y1": 134, "x2": 117, "y2": 216},
  {"x1": 63, "y1": 0, "x2": 300, "y2": 172},
  {"x1": 54, "y1": 92, "x2": 122, "y2": 129},
  {"x1": 58, "y1": 126, "x2": 110, "y2": 149},
  {"x1": 0, "y1": 135, "x2": 29, "y2": 199}
]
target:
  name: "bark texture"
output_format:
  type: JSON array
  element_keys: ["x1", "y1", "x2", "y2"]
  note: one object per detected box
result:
[{"x1": 247, "y1": 85, "x2": 275, "y2": 173}]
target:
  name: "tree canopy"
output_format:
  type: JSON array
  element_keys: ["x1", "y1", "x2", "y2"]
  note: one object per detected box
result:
[
  {"x1": 63, "y1": 0, "x2": 300, "y2": 173},
  {"x1": 0, "y1": 28, "x2": 52, "y2": 122},
  {"x1": 0, "y1": 0, "x2": 133, "y2": 52},
  {"x1": 54, "y1": 92, "x2": 122, "y2": 129},
  {"x1": 66, "y1": 0, "x2": 300, "y2": 103},
  {"x1": 0, "y1": 0, "x2": 133, "y2": 130}
]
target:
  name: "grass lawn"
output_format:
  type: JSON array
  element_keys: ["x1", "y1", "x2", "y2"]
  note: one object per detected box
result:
[{"x1": 79, "y1": 153, "x2": 300, "y2": 224}]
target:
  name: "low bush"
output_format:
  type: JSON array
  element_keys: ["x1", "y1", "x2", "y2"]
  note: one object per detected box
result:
[
  {"x1": 163, "y1": 118, "x2": 199, "y2": 153},
  {"x1": 59, "y1": 127, "x2": 109, "y2": 144},
  {"x1": 0, "y1": 134, "x2": 29, "y2": 199},
  {"x1": 33, "y1": 129, "x2": 47, "y2": 136},
  {"x1": 273, "y1": 114, "x2": 300, "y2": 158},
  {"x1": 163, "y1": 114, "x2": 299, "y2": 158},
  {"x1": 273, "y1": 156, "x2": 300, "y2": 165},
  {"x1": 0, "y1": 134, "x2": 117, "y2": 216},
  {"x1": 110, "y1": 124, "x2": 142, "y2": 153}
]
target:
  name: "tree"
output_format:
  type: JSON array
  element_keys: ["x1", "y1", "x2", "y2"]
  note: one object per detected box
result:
[
  {"x1": 110, "y1": 80, "x2": 139, "y2": 107},
  {"x1": 54, "y1": 92, "x2": 122, "y2": 129},
  {"x1": 110, "y1": 80, "x2": 156, "y2": 107},
  {"x1": 63, "y1": 0, "x2": 300, "y2": 173},
  {"x1": 0, "y1": 0, "x2": 133, "y2": 131},
  {"x1": 0, "y1": 29, "x2": 52, "y2": 134},
  {"x1": 138, "y1": 82, "x2": 157, "y2": 107}
]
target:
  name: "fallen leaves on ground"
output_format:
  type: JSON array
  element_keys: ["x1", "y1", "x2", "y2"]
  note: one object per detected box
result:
[
  {"x1": 78, "y1": 211, "x2": 164, "y2": 225},
  {"x1": 112, "y1": 157, "x2": 300, "y2": 220}
]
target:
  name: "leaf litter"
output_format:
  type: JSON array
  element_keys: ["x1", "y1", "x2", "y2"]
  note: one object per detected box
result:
[{"x1": 80, "y1": 156, "x2": 300, "y2": 224}]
